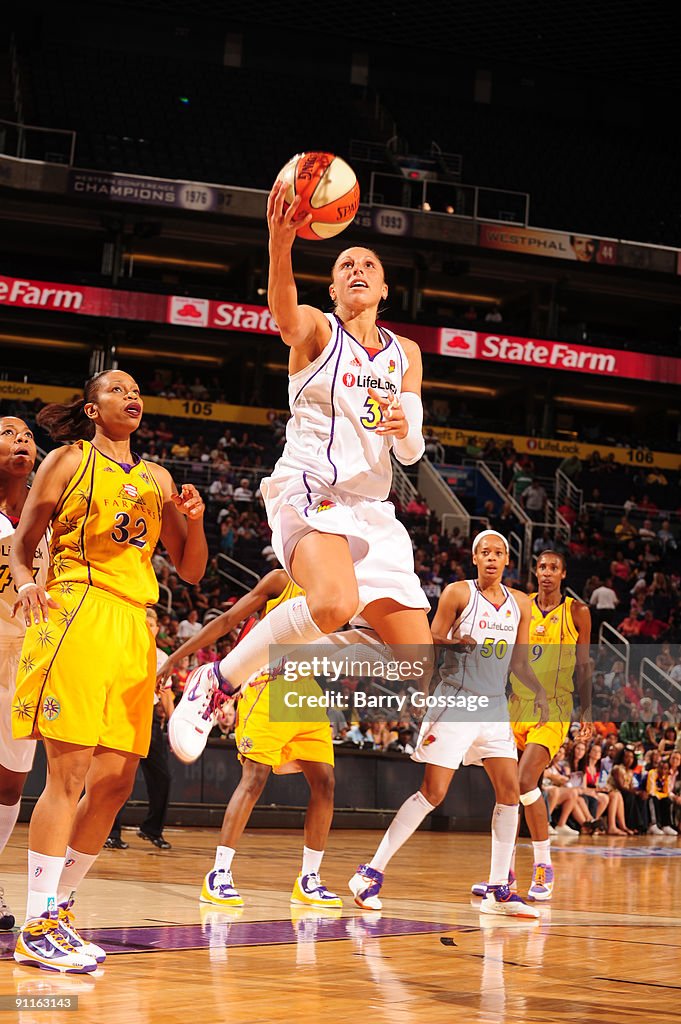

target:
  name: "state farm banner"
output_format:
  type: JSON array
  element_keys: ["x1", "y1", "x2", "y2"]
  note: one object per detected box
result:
[
  {"x1": 436, "y1": 327, "x2": 681, "y2": 385},
  {"x1": 479, "y1": 224, "x2": 618, "y2": 265},
  {"x1": 3, "y1": 273, "x2": 681, "y2": 388}
]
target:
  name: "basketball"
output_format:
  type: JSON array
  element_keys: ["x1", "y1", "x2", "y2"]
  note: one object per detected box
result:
[{"x1": 278, "y1": 151, "x2": 360, "y2": 240}]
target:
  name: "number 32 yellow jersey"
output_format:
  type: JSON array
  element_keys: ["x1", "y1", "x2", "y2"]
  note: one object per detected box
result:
[{"x1": 47, "y1": 440, "x2": 163, "y2": 607}]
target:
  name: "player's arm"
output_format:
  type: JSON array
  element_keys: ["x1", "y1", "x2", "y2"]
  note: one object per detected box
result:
[
  {"x1": 149, "y1": 464, "x2": 207, "y2": 585},
  {"x1": 431, "y1": 582, "x2": 473, "y2": 647},
  {"x1": 373, "y1": 337, "x2": 425, "y2": 465},
  {"x1": 509, "y1": 590, "x2": 550, "y2": 723},
  {"x1": 158, "y1": 569, "x2": 289, "y2": 681},
  {"x1": 9, "y1": 445, "x2": 80, "y2": 624},
  {"x1": 572, "y1": 602, "x2": 593, "y2": 737},
  {"x1": 266, "y1": 180, "x2": 332, "y2": 357}
]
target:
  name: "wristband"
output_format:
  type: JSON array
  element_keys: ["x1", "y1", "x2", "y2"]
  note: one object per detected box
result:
[
  {"x1": 392, "y1": 391, "x2": 425, "y2": 465},
  {"x1": 16, "y1": 582, "x2": 38, "y2": 596}
]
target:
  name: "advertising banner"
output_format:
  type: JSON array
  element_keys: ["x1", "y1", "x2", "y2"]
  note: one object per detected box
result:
[{"x1": 479, "y1": 224, "x2": 618, "y2": 265}]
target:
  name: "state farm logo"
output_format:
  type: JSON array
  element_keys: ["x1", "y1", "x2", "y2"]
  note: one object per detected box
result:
[
  {"x1": 169, "y1": 295, "x2": 209, "y2": 327},
  {"x1": 439, "y1": 328, "x2": 477, "y2": 359},
  {"x1": 342, "y1": 372, "x2": 356, "y2": 387}
]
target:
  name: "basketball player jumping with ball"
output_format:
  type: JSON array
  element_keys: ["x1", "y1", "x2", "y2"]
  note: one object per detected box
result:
[{"x1": 171, "y1": 176, "x2": 434, "y2": 908}]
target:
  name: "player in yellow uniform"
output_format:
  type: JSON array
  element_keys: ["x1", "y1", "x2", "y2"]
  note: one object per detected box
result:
[
  {"x1": 9, "y1": 369, "x2": 207, "y2": 973},
  {"x1": 508, "y1": 549, "x2": 591, "y2": 901},
  {"x1": 0, "y1": 417, "x2": 50, "y2": 931},
  {"x1": 161, "y1": 569, "x2": 343, "y2": 909}
]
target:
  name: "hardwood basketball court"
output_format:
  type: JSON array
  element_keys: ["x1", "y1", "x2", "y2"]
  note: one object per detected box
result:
[{"x1": 1, "y1": 824, "x2": 679, "y2": 1023}]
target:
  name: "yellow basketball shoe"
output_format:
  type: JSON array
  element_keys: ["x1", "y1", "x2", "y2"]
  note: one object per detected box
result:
[
  {"x1": 290, "y1": 872, "x2": 342, "y2": 909},
  {"x1": 200, "y1": 868, "x2": 244, "y2": 907}
]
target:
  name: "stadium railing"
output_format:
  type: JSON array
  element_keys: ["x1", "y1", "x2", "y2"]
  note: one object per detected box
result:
[
  {"x1": 639, "y1": 657, "x2": 681, "y2": 712},
  {"x1": 598, "y1": 621, "x2": 630, "y2": 683},
  {"x1": 417, "y1": 457, "x2": 470, "y2": 538}
]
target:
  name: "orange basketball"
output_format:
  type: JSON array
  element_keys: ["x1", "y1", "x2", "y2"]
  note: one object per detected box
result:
[{"x1": 278, "y1": 151, "x2": 360, "y2": 241}]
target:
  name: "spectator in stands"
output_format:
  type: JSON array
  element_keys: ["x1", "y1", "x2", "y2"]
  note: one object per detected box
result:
[
  {"x1": 533, "y1": 529, "x2": 553, "y2": 556},
  {"x1": 617, "y1": 609, "x2": 642, "y2": 640},
  {"x1": 510, "y1": 459, "x2": 533, "y2": 502},
  {"x1": 638, "y1": 518, "x2": 657, "y2": 542},
  {"x1": 609, "y1": 747, "x2": 648, "y2": 833},
  {"x1": 568, "y1": 528, "x2": 590, "y2": 559},
  {"x1": 209, "y1": 473, "x2": 233, "y2": 502},
  {"x1": 620, "y1": 707, "x2": 646, "y2": 745},
  {"x1": 638, "y1": 609, "x2": 668, "y2": 642},
  {"x1": 558, "y1": 453, "x2": 582, "y2": 482},
  {"x1": 406, "y1": 494, "x2": 429, "y2": 519},
  {"x1": 646, "y1": 467, "x2": 668, "y2": 486},
  {"x1": 502, "y1": 557, "x2": 520, "y2": 588},
  {"x1": 170, "y1": 436, "x2": 191, "y2": 460},
  {"x1": 521, "y1": 478, "x2": 547, "y2": 522},
  {"x1": 639, "y1": 494, "x2": 659, "y2": 515},
  {"x1": 589, "y1": 577, "x2": 619, "y2": 627},
  {"x1": 658, "y1": 726, "x2": 677, "y2": 756},
  {"x1": 647, "y1": 759, "x2": 675, "y2": 834},
  {"x1": 233, "y1": 477, "x2": 254, "y2": 507},
  {"x1": 484, "y1": 305, "x2": 503, "y2": 323},
  {"x1": 218, "y1": 518, "x2": 235, "y2": 556},
  {"x1": 614, "y1": 516, "x2": 637, "y2": 543},
  {"x1": 658, "y1": 519, "x2": 677, "y2": 552},
  {"x1": 177, "y1": 608, "x2": 202, "y2": 642},
  {"x1": 155, "y1": 420, "x2": 174, "y2": 445},
  {"x1": 463, "y1": 305, "x2": 478, "y2": 323}
]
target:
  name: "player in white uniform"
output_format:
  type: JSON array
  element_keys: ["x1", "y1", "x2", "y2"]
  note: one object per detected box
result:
[
  {"x1": 170, "y1": 180, "x2": 433, "y2": 907},
  {"x1": 349, "y1": 530, "x2": 550, "y2": 919},
  {"x1": 0, "y1": 417, "x2": 49, "y2": 928}
]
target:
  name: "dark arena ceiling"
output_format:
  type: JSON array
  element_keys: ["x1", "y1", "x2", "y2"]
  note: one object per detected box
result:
[{"x1": 70, "y1": 0, "x2": 679, "y2": 92}]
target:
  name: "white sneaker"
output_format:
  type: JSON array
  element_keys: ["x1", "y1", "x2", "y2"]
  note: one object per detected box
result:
[
  {"x1": 348, "y1": 864, "x2": 384, "y2": 910},
  {"x1": 662, "y1": 826, "x2": 678, "y2": 836},
  {"x1": 648, "y1": 824, "x2": 665, "y2": 836},
  {"x1": 480, "y1": 885, "x2": 540, "y2": 920},
  {"x1": 548, "y1": 824, "x2": 557, "y2": 836},
  {"x1": 169, "y1": 662, "x2": 237, "y2": 764},
  {"x1": 555, "y1": 824, "x2": 578, "y2": 835},
  {"x1": 14, "y1": 912, "x2": 97, "y2": 973}
]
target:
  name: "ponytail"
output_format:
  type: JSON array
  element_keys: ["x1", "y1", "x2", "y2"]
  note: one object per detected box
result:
[{"x1": 36, "y1": 371, "x2": 109, "y2": 443}]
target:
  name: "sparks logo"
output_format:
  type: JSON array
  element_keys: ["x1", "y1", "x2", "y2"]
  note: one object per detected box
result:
[
  {"x1": 505, "y1": 608, "x2": 512, "y2": 618},
  {"x1": 342, "y1": 372, "x2": 356, "y2": 387},
  {"x1": 122, "y1": 484, "x2": 139, "y2": 499},
  {"x1": 422, "y1": 734, "x2": 437, "y2": 746},
  {"x1": 315, "y1": 500, "x2": 336, "y2": 513},
  {"x1": 388, "y1": 359, "x2": 396, "y2": 373},
  {"x1": 439, "y1": 328, "x2": 477, "y2": 359}
]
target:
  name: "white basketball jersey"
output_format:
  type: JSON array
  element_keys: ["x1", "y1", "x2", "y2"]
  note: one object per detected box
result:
[
  {"x1": 272, "y1": 313, "x2": 409, "y2": 500},
  {"x1": 441, "y1": 580, "x2": 521, "y2": 698},
  {"x1": 0, "y1": 511, "x2": 50, "y2": 644}
]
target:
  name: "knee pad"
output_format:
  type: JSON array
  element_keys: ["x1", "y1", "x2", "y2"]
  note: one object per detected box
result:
[{"x1": 519, "y1": 787, "x2": 542, "y2": 807}]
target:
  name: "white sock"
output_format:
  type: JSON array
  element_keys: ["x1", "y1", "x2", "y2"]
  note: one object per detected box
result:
[
  {"x1": 217, "y1": 597, "x2": 323, "y2": 689},
  {"x1": 510, "y1": 846, "x2": 517, "y2": 874},
  {"x1": 0, "y1": 800, "x2": 21, "y2": 855},
  {"x1": 488, "y1": 804, "x2": 519, "y2": 886},
  {"x1": 369, "y1": 791, "x2": 435, "y2": 873},
  {"x1": 57, "y1": 847, "x2": 99, "y2": 905},
  {"x1": 214, "y1": 845, "x2": 235, "y2": 872},
  {"x1": 26, "y1": 851, "x2": 65, "y2": 921},
  {"x1": 532, "y1": 839, "x2": 551, "y2": 866},
  {"x1": 302, "y1": 846, "x2": 324, "y2": 876}
]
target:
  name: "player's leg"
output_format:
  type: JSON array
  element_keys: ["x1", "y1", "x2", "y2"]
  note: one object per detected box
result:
[
  {"x1": 171, "y1": 532, "x2": 359, "y2": 761},
  {"x1": 517, "y1": 743, "x2": 555, "y2": 901},
  {"x1": 201, "y1": 758, "x2": 271, "y2": 908},
  {"x1": 291, "y1": 760, "x2": 341, "y2": 907},
  {"x1": 0, "y1": 766, "x2": 28, "y2": 930},
  {"x1": 349, "y1": 763, "x2": 452, "y2": 910},
  {"x1": 14, "y1": 739, "x2": 98, "y2": 973},
  {"x1": 480, "y1": 757, "x2": 538, "y2": 919}
]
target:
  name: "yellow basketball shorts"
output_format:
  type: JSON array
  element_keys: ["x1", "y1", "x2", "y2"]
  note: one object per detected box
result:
[
  {"x1": 509, "y1": 693, "x2": 572, "y2": 760},
  {"x1": 235, "y1": 673, "x2": 334, "y2": 775},
  {"x1": 12, "y1": 584, "x2": 156, "y2": 756}
]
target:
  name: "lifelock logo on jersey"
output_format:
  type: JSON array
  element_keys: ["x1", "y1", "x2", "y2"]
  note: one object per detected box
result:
[
  {"x1": 478, "y1": 619, "x2": 515, "y2": 631},
  {"x1": 342, "y1": 372, "x2": 397, "y2": 394}
]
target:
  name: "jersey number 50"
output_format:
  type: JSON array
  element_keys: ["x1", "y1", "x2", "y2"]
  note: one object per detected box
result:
[{"x1": 480, "y1": 637, "x2": 508, "y2": 659}]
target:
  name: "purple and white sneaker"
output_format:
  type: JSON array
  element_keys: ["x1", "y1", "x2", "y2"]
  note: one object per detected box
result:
[
  {"x1": 471, "y1": 869, "x2": 517, "y2": 898},
  {"x1": 348, "y1": 864, "x2": 384, "y2": 911},
  {"x1": 168, "y1": 662, "x2": 236, "y2": 764},
  {"x1": 480, "y1": 883, "x2": 539, "y2": 919}
]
